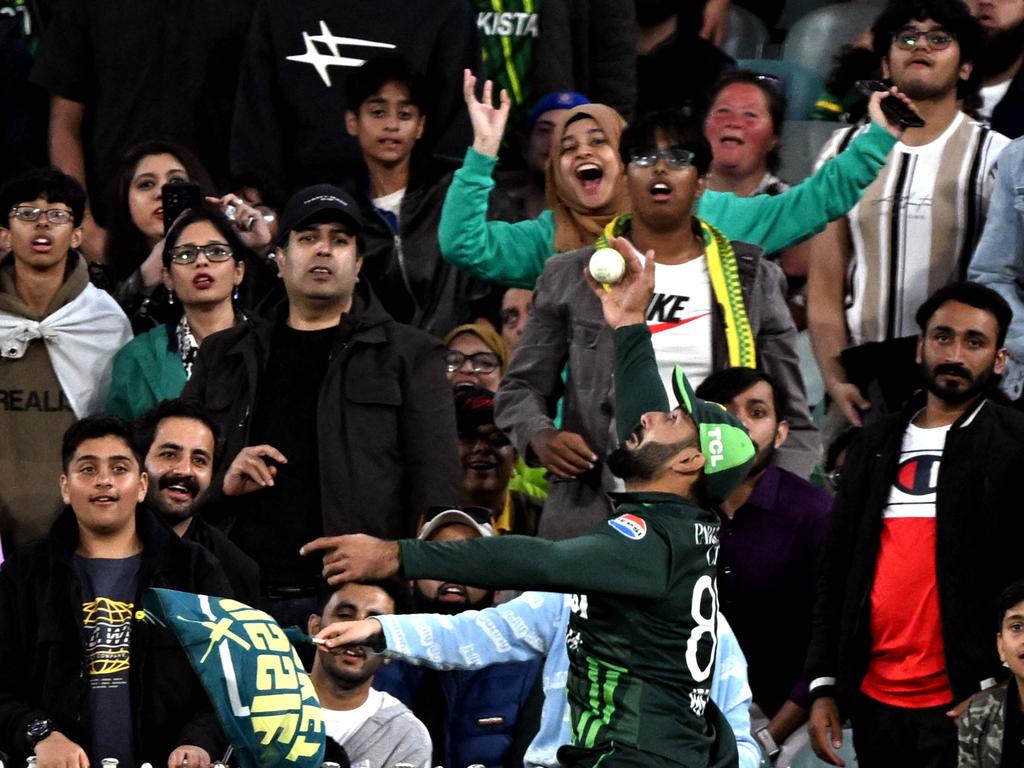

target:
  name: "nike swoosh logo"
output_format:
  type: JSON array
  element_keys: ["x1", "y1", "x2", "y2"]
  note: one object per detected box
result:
[{"x1": 648, "y1": 312, "x2": 711, "y2": 334}]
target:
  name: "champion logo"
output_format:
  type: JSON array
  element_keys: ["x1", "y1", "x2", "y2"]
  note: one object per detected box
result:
[
  {"x1": 608, "y1": 513, "x2": 647, "y2": 540},
  {"x1": 895, "y1": 454, "x2": 941, "y2": 495}
]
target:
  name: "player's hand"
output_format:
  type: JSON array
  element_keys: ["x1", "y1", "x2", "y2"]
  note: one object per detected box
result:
[
  {"x1": 168, "y1": 745, "x2": 211, "y2": 768},
  {"x1": 300, "y1": 534, "x2": 401, "y2": 585},
  {"x1": 529, "y1": 428, "x2": 597, "y2": 478},
  {"x1": 314, "y1": 617, "x2": 385, "y2": 652},
  {"x1": 464, "y1": 69, "x2": 510, "y2": 158},
  {"x1": 584, "y1": 236, "x2": 655, "y2": 330},
  {"x1": 826, "y1": 380, "x2": 870, "y2": 427},
  {"x1": 809, "y1": 696, "x2": 846, "y2": 766},
  {"x1": 34, "y1": 731, "x2": 89, "y2": 768},
  {"x1": 867, "y1": 87, "x2": 919, "y2": 139},
  {"x1": 222, "y1": 444, "x2": 287, "y2": 496}
]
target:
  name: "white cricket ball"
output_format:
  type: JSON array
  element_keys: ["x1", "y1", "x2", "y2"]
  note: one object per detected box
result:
[{"x1": 589, "y1": 247, "x2": 626, "y2": 285}]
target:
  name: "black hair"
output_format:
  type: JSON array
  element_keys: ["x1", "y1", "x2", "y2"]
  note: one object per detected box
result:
[
  {"x1": 161, "y1": 201, "x2": 250, "y2": 269},
  {"x1": 346, "y1": 53, "x2": 426, "y2": 114},
  {"x1": 999, "y1": 579, "x2": 1024, "y2": 629},
  {"x1": 706, "y1": 70, "x2": 788, "y2": 173},
  {"x1": 914, "y1": 280, "x2": 1012, "y2": 348},
  {"x1": 619, "y1": 110, "x2": 713, "y2": 176},
  {"x1": 103, "y1": 139, "x2": 214, "y2": 282},
  {"x1": 61, "y1": 416, "x2": 142, "y2": 473},
  {"x1": 695, "y1": 367, "x2": 788, "y2": 422},
  {"x1": 871, "y1": 0, "x2": 984, "y2": 99},
  {"x1": 134, "y1": 398, "x2": 224, "y2": 469},
  {"x1": 315, "y1": 577, "x2": 413, "y2": 618},
  {"x1": 1, "y1": 167, "x2": 87, "y2": 227}
]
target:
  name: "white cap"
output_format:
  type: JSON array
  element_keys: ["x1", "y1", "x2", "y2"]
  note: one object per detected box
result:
[{"x1": 417, "y1": 509, "x2": 495, "y2": 540}]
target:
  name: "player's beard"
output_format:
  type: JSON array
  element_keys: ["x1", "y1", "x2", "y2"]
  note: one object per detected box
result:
[
  {"x1": 606, "y1": 435, "x2": 697, "y2": 481},
  {"x1": 977, "y1": 20, "x2": 1024, "y2": 80}
]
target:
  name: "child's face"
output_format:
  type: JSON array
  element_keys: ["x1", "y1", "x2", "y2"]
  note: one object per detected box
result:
[
  {"x1": 345, "y1": 81, "x2": 424, "y2": 168},
  {"x1": 998, "y1": 600, "x2": 1024, "y2": 681},
  {"x1": 4, "y1": 196, "x2": 81, "y2": 271}
]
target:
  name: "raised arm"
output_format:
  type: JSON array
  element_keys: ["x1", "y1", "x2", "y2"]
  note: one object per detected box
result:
[{"x1": 698, "y1": 91, "x2": 911, "y2": 254}]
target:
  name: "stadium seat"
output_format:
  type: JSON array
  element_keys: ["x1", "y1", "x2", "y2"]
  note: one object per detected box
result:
[
  {"x1": 782, "y1": 1, "x2": 885, "y2": 72},
  {"x1": 722, "y1": 5, "x2": 771, "y2": 60},
  {"x1": 778, "y1": 120, "x2": 843, "y2": 183},
  {"x1": 777, "y1": 0, "x2": 840, "y2": 31},
  {"x1": 789, "y1": 729, "x2": 860, "y2": 767},
  {"x1": 734, "y1": 59, "x2": 826, "y2": 121}
]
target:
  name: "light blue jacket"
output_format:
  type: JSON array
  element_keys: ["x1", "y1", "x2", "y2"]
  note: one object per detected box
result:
[
  {"x1": 969, "y1": 137, "x2": 1024, "y2": 360},
  {"x1": 376, "y1": 592, "x2": 763, "y2": 768}
]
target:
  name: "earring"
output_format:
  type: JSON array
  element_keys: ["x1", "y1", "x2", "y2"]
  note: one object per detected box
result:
[
  {"x1": 232, "y1": 285, "x2": 240, "y2": 301},
  {"x1": 167, "y1": 291, "x2": 175, "y2": 305}
]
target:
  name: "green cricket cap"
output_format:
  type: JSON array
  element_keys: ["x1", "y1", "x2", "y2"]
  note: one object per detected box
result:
[{"x1": 672, "y1": 365, "x2": 756, "y2": 504}]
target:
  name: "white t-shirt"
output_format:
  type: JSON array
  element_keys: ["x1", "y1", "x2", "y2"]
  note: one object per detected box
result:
[
  {"x1": 322, "y1": 687, "x2": 384, "y2": 746},
  {"x1": 882, "y1": 419, "x2": 950, "y2": 516},
  {"x1": 372, "y1": 188, "x2": 406, "y2": 219},
  {"x1": 979, "y1": 80, "x2": 1012, "y2": 121},
  {"x1": 626, "y1": 246, "x2": 715, "y2": 393}
]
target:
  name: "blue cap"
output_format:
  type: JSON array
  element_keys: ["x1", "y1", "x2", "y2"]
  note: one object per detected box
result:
[{"x1": 526, "y1": 91, "x2": 591, "y2": 132}]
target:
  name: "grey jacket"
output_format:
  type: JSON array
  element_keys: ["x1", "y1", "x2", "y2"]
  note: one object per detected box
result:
[
  {"x1": 957, "y1": 682, "x2": 1006, "y2": 768},
  {"x1": 495, "y1": 242, "x2": 819, "y2": 540},
  {"x1": 335, "y1": 691, "x2": 432, "y2": 768}
]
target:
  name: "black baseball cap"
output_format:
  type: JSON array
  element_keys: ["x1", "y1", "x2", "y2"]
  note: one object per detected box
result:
[{"x1": 275, "y1": 184, "x2": 362, "y2": 248}]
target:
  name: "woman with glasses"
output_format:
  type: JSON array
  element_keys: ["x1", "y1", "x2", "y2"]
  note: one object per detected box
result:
[
  {"x1": 95, "y1": 140, "x2": 273, "y2": 333},
  {"x1": 105, "y1": 204, "x2": 246, "y2": 419},
  {"x1": 443, "y1": 323, "x2": 510, "y2": 393},
  {"x1": 438, "y1": 70, "x2": 916, "y2": 290}
]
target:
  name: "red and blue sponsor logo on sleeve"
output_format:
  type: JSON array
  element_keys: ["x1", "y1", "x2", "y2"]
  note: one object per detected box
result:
[{"x1": 608, "y1": 513, "x2": 647, "y2": 540}]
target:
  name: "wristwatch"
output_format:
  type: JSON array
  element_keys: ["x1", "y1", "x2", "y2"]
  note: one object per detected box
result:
[
  {"x1": 25, "y1": 717, "x2": 56, "y2": 747},
  {"x1": 755, "y1": 727, "x2": 781, "y2": 761}
]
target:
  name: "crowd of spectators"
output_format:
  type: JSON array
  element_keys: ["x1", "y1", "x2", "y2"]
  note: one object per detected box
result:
[{"x1": 2, "y1": 0, "x2": 1024, "y2": 766}]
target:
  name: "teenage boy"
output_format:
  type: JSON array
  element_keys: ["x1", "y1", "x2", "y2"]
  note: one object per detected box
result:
[
  {"x1": 958, "y1": 580, "x2": 1024, "y2": 767},
  {"x1": 0, "y1": 168, "x2": 131, "y2": 548},
  {"x1": 344, "y1": 54, "x2": 507, "y2": 337},
  {"x1": 0, "y1": 416, "x2": 230, "y2": 768},
  {"x1": 302, "y1": 242, "x2": 757, "y2": 768}
]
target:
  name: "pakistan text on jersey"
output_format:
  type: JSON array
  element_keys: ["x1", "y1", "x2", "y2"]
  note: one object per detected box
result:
[
  {"x1": 477, "y1": 11, "x2": 539, "y2": 37},
  {"x1": 0, "y1": 388, "x2": 73, "y2": 412}
]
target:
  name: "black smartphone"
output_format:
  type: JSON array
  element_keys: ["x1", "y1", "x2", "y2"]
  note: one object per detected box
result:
[
  {"x1": 855, "y1": 80, "x2": 925, "y2": 129},
  {"x1": 161, "y1": 180, "x2": 202, "y2": 235}
]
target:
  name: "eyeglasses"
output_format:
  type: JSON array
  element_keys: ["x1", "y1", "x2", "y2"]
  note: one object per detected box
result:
[
  {"x1": 167, "y1": 243, "x2": 235, "y2": 265},
  {"x1": 445, "y1": 350, "x2": 501, "y2": 374},
  {"x1": 628, "y1": 147, "x2": 696, "y2": 170},
  {"x1": 9, "y1": 206, "x2": 74, "y2": 225},
  {"x1": 893, "y1": 27, "x2": 956, "y2": 51}
]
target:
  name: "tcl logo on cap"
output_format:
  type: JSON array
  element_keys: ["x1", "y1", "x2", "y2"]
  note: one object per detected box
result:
[{"x1": 608, "y1": 513, "x2": 647, "y2": 540}]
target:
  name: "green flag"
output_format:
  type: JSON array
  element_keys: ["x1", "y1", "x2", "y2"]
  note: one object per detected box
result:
[{"x1": 144, "y1": 589, "x2": 325, "y2": 768}]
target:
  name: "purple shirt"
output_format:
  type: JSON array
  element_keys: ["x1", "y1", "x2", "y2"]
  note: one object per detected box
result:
[{"x1": 717, "y1": 464, "x2": 831, "y2": 717}]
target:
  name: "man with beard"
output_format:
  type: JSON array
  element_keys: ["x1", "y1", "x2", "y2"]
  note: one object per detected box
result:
[
  {"x1": 807, "y1": 0, "x2": 1010, "y2": 434},
  {"x1": 807, "y1": 281, "x2": 1024, "y2": 767},
  {"x1": 307, "y1": 579, "x2": 430, "y2": 768},
  {"x1": 371, "y1": 508, "x2": 541, "y2": 768},
  {"x1": 695, "y1": 368, "x2": 831, "y2": 767},
  {"x1": 301, "y1": 241, "x2": 758, "y2": 768},
  {"x1": 967, "y1": 0, "x2": 1024, "y2": 137},
  {"x1": 135, "y1": 399, "x2": 260, "y2": 606}
]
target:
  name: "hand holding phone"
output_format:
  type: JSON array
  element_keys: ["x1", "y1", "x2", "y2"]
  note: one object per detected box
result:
[
  {"x1": 161, "y1": 180, "x2": 202, "y2": 235},
  {"x1": 856, "y1": 80, "x2": 925, "y2": 129}
]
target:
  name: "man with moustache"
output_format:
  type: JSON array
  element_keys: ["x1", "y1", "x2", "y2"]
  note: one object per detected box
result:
[
  {"x1": 307, "y1": 580, "x2": 430, "y2": 768},
  {"x1": 807, "y1": 0, "x2": 1009, "y2": 433},
  {"x1": 807, "y1": 281, "x2": 1024, "y2": 767},
  {"x1": 371, "y1": 508, "x2": 541, "y2": 768},
  {"x1": 966, "y1": 0, "x2": 1024, "y2": 137},
  {"x1": 135, "y1": 398, "x2": 259, "y2": 606},
  {"x1": 695, "y1": 368, "x2": 831, "y2": 766}
]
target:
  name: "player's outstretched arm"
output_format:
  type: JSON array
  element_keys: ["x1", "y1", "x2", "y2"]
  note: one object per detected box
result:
[{"x1": 300, "y1": 534, "x2": 400, "y2": 585}]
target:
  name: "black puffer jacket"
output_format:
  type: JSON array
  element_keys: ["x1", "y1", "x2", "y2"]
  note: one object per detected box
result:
[{"x1": 0, "y1": 506, "x2": 232, "y2": 764}]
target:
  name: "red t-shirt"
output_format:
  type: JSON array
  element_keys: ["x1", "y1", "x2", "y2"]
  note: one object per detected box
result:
[{"x1": 861, "y1": 421, "x2": 954, "y2": 708}]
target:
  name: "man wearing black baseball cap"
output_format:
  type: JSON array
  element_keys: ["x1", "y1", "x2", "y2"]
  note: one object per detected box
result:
[{"x1": 183, "y1": 183, "x2": 460, "y2": 627}]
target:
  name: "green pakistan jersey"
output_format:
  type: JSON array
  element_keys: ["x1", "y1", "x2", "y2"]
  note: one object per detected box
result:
[
  {"x1": 400, "y1": 324, "x2": 736, "y2": 766},
  {"x1": 473, "y1": 0, "x2": 539, "y2": 126}
]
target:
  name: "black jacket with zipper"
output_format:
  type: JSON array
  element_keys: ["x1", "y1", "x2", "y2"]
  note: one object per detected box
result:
[
  {"x1": 806, "y1": 394, "x2": 1024, "y2": 711},
  {"x1": 182, "y1": 279, "x2": 460, "y2": 540},
  {"x1": 0, "y1": 506, "x2": 231, "y2": 764}
]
